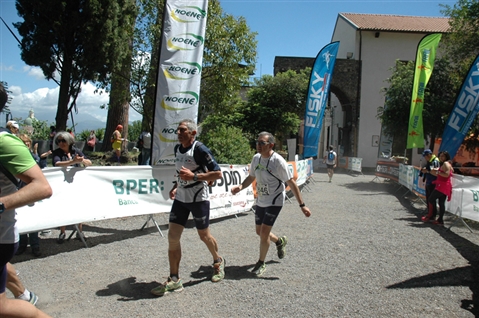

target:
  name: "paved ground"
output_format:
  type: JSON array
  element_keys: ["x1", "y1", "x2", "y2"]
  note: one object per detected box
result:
[{"x1": 8, "y1": 170, "x2": 479, "y2": 317}]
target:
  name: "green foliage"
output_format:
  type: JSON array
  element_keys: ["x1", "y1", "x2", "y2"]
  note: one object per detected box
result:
[
  {"x1": 378, "y1": 59, "x2": 456, "y2": 146},
  {"x1": 198, "y1": 124, "x2": 255, "y2": 164},
  {"x1": 240, "y1": 70, "x2": 310, "y2": 145},
  {"x1": 69, "y1": 128, "x2": 104, "y2": 142},
  {"x1": 199, "y1": 0, "x2": 257, "y2": 121},
  {"x1": 127, "y1": 120, "x2": 142, "y2": 142},
  {"x1": 29, "y1": 119, "x2": 53, "y2": 140}
]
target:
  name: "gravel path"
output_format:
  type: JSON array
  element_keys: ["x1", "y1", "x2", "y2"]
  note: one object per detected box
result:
[{"x1": 9, "y1": 171, "x2": 479, "y2": 317}]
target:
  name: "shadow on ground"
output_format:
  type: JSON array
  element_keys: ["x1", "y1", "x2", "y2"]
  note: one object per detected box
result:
[{"x1": 388, "y1": 183, "x2": 479, "y2": 316}]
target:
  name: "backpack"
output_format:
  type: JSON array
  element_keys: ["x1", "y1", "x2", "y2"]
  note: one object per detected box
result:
[{"x1": 328, "y1": 151, "x2": 335, "y2": 161}]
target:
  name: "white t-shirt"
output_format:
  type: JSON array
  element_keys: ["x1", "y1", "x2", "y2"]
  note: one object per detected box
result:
[
  {"x1": 141, "y1": 132, "x2": 152, "y2": 149},
  {"x1": 250, "y1": 152, "x2": 292, "y2": 207}
]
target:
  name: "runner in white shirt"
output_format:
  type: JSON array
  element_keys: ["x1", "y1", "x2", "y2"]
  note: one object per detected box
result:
[{"x1": 231, "y1": 131, "x2": 311, "y2": 276}]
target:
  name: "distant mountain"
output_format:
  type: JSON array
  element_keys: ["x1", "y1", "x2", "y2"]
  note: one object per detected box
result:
[{"x1": 30, "y1": 111, "x2": 106, "y2": 133}]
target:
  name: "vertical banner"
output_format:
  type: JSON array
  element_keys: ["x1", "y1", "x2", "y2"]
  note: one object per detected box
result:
[
  {"x1": 406, "y1": 33, "x2": 442, "y2": 148},
  {"x1": 152, "y1": 0, "x2": 208, "y2": 164},
  {"x1": 439, "y1": 54, "x2": 479, "y2": 157},
  {"x1": 302, "y1": 42, "x2": 339, "y2": 158}
]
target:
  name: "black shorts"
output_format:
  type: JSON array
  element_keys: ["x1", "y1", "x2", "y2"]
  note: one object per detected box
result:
[
  {"x1": 255, "y1": 206, "x2": 282, "y2": 226},
  {"x1": 327, "y1": 164, "x2": 335, "y2": 169},
  {"x1": 169, "y1": 200, "x2": 210, "y2": 230},
  {"x1": 0, "y1": 243, "x2": 17, "y2": 294}
]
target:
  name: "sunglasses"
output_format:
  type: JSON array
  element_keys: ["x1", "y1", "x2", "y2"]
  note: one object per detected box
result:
[
  {"x1": 56, "y1": 139, "x2": 67, "y2": 145},
  {"x1": 256, "y1": 141, "x2": 269, "y2": 146}
]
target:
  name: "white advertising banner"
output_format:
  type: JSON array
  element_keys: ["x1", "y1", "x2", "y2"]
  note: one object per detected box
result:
[
  {"x1": 152, "y1": 0, "x2": 208, "y2": 164},
  {"x1": 16, "y1": 164, "x2": 253, "y2": 234}
]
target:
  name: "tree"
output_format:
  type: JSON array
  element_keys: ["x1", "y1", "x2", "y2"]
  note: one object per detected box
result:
[
  {"x1": 14, "y1": 0, "x2": 137, "y2": 131},
  {"x1": 378, "y1": 59, "x2": 456, "y2": 148},
  {"x1": 130, "y1": 0, "x2": 258, "y2": 129},
  {"x1": 441, "y1": 0, "x2": 479, "y2": 79},
  {"x1": 199, "y1": 0, "x2": 257, "y2": 121},
  {"x1": 440, "y1": 0, "x2": 479, "y2": 152},
  {"x1": 198, "y1": 124, "x2": 255, "y2": 164},
  {"x1": 240, "y1": 69, "x2": 311, "y2": 147}
]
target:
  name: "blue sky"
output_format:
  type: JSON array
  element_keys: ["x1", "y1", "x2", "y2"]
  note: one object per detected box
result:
[{"x1": 0, "y1": 0, "x2": 454, "y2": 127}]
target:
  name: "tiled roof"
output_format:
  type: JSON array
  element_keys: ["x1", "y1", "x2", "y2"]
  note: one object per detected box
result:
[{"x1": 340, "y1": 13, "x2": 450, "y2": 33}]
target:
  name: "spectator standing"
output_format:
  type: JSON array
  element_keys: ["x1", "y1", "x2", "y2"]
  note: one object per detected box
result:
[
  {"x1": 49, "y1": 126, "x2": 56, "y2": 151},
  {"x1": 6, "y1": 120, "x2": 19, "y2": 135},
  {"x1": 151, "y1": 119, "x2": 225, "y2": 297},
  {"x1": 52, "y1": 131, "x2": 92, "y2": 243},
  {"x1": 111, "y1": 124, "x2": 126, "y2": 164},
  {"x1": 231, "y1": 131, "x2": 311, "y2": 276},
  {"x1": 139, "y1": 131, "x2": 152, "y2": 165},
  {"x1": 86, "y1": 130, "x2": 96, "y2": 152},
  {"x1": 428, "y1": 151, "x2": 453, "y2": 226},
  {"x1": 420, "y1": 149, "x2": 440, "y2": 222},
  {"x1": 15, "y1": 134, "x2": 51, "y2": 257}
]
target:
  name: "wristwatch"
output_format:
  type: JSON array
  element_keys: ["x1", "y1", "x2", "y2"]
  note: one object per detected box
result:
[
  {"x1": 299, "y1": 203, "x2": 306, "y2": 208},
  {"x1": 193, "y1": 172, "x2": 198, "y2": 181},
  {"x1": 0, "y1": 202, "x2": 5, "y2": 214}
]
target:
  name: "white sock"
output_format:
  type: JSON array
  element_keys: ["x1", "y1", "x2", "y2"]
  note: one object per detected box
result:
[{"x1": 17, "y1": 289, "x2": 31, "y2": 301}]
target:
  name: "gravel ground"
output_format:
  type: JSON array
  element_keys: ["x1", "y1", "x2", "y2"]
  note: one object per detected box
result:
[{"x1": 8, "y1": 171, "x2": 479, "y2": 318}]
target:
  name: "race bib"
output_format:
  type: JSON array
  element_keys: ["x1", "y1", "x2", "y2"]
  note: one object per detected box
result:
[{"x1": 257, "y1": 183, "x2": 269, "y2": 196}]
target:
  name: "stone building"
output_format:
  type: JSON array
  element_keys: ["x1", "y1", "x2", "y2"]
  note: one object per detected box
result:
[{"x1": 274, "y1": 13, "x2": 450, "y2": 168}]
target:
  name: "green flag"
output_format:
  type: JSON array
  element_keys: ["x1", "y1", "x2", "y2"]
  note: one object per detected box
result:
[{"x1": 406, "y1": 33, "x2": 442, "y2": 149}]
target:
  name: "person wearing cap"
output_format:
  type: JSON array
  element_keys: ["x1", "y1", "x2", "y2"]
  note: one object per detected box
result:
[
  {"x1": 111, "y1": 124, "x2": 127, "y2": 164},
  {"x1": 420, "y1": 149, "x2": 440, "y2": 222},
  {"x1": 6, "y1": 121, "x2": 19, "y2": 135}
]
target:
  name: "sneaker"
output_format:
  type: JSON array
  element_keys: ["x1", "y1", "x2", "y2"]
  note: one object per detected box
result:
[
  {"x1": 32, "y1": 247, "x2": 42, "y2": 257},
  {"x1": 276, "y1": 236, "x2": 288, "y2": 259},
  {"x1": 57, "y1": 233, "x2": 66, "y2": 244},
  {"x1": 251, "y1": 261, "x2": 266, "y2": 277},
  {"x1": 76, "y1": 231, "x2": 87, "y2": 241},
  {"x1": 150, "y1": 277, "x2": 184, "y2": 296},
  {"x1": 211, "y1": 257, "x2": 225, "y2": 282},
  {"x1": 40, "y1": 230, "x2": 51, "y2": 236},
  {"x1": 28, "y1": 291, "x2": 38, "y2": 306}
]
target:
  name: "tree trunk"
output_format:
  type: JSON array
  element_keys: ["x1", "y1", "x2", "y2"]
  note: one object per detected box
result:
[
  {"x1": 101, "y1": 40, "x2": 133, "y2": 152},
  {"x1": 142, "y1": 4, "x2": 163, "y2": 133},
  {"x1": 55, "y1": 56, "x2": 73, "y2": 132}
]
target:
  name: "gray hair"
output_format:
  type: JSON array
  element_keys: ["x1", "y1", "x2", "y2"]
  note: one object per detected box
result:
[
  {"x1": 179, "y1": 119, "x2": 197, "y2": 132},
  {"x1": 258, "y1": 131, "x2": 275, "y2": 144},
  {"x1": 54, "y1": 131, "x2": 76, "y2": 147}
]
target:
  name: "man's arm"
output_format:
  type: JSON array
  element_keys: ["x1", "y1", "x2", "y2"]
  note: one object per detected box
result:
[
  {"x1": 285, "y1": 178, "x2": 311, "y2": 217},
  {"x1": 2, "y1": 164, "x2": 52, "y2": 211},
  {"x1": 231, "y1": 175, "x2": 256, "y2": 195}
]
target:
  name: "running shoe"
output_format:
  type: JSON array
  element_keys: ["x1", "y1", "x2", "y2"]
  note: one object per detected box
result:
[
  {"x1": 276, "y1": 236, "x2": 288, "y2": 259},
  {"x1": 28, "y1": 291, "x2": 38, "y2": 306},
  {"x1": 57, "y1": 232, "x2": 66, "y2": 244},
  {"x1": 150, "y1": 277, "x2": 184, "y2": 296},
  {"x1": 251, "y1": 261, "x2": 266, "y2": 277},
  {"x1": 211, "y1": 257, "x2": 225, "y2": 282}
]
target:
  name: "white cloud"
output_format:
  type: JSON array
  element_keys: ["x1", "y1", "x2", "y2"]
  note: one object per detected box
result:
[
  {"x1": 24, "y1": 66, "x2": 47, "y2": 81},
  {"x1": 8, "y1": 82, "x2": 142, "y2": 123}
]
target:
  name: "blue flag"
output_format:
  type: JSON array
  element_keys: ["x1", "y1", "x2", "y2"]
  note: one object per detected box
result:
[
  {"x1": 302, "y1": 42, "x2": 339, "y2": 158},
  {"x1": 439, "y1": 54, "x2": 479, "y2": 157}
]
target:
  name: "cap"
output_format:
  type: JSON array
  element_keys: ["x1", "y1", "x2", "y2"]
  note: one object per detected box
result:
[
  {"x1": 422, "y1": 149, "x2": 433, "y2": 156},
  {"x1": 7, "y1": 121, "x2": 19, "y2": 129}
]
